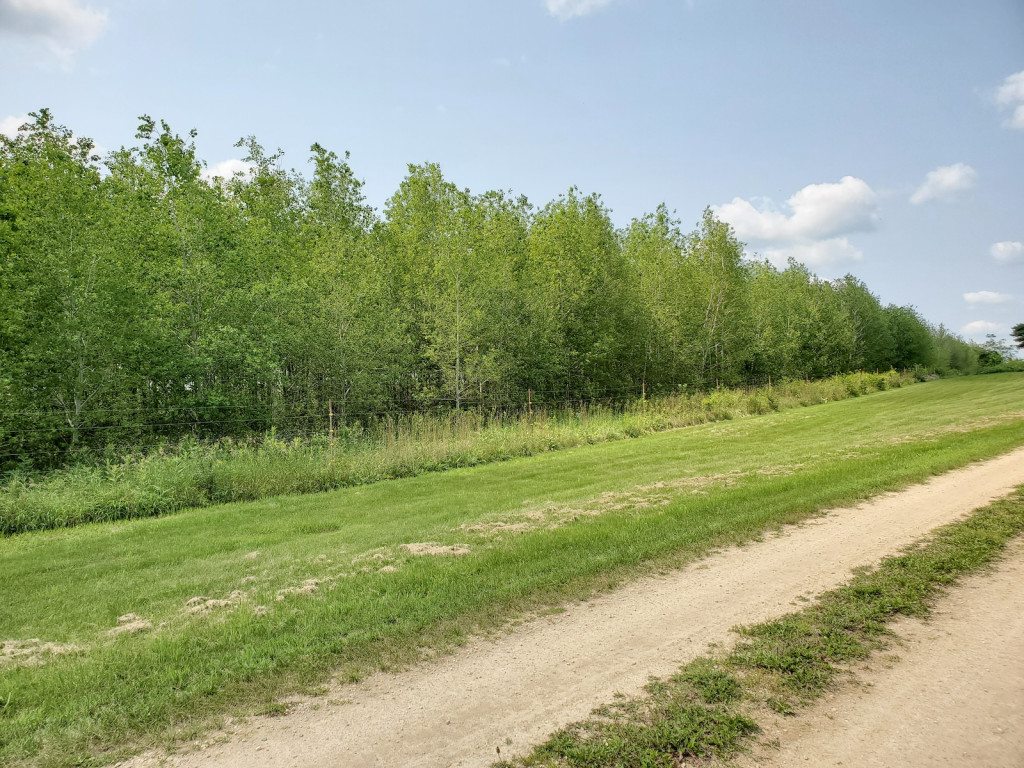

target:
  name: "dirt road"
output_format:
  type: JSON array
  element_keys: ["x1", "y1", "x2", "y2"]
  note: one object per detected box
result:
[
  {"x1": 734, "y1": 538, "x2": 1024, "y2": 768},
  {"x1": 122, "y1": 446, "x2": 1024, "y2": 768}
]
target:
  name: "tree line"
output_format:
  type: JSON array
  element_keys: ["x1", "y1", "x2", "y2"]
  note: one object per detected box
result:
[{"x1": 0, "y1": 111, "x2": 980, "y2": 471}]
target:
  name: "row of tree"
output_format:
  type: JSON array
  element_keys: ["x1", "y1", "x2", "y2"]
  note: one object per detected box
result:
[{"x1": 0, "y1": 111, "x2": 982, "y2": 470}]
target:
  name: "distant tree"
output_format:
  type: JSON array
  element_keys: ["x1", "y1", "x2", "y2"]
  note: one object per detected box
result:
[
  {"x1": 977, "y1": 349, "x2": 1003, "y2": 367},
  {"x1": 833, "y1": 275, "x2": 893, "y2": 371},
  {"x1": 385, "y1": 164, "x2": 530, "y2": 406},
  {"x1": 929, "y1": 324, "x2": 978, "y2": 373},
  {"x1": 686, "y1": 209, "x2": 749, "y2": 386},
  {"x1": 883, "y1": 305, "x2": 936, "y2": 370},
  {"x1": 979, "y1": 333, "x2": 1015, "y2": 367},
  {"x1": 624, "y1": 204, "x2": 693, "y2": 389},
  {"x1": 524, "y1": 187, "x2": 637, "y2": 397},
  {"x1": 1012, "y1": 323, "x2": 1024, "y2": 350}
]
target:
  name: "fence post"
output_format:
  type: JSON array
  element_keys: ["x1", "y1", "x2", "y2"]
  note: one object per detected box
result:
[
  {"x1": 528, "y1": 388, "x2": 533, "y2": 417},
  {"x1": 328, "y1": 399, "x2": 334, "y2": 446}
]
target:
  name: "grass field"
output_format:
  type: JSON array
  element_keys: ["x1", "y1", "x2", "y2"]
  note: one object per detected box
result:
[{"x1": 1, "y1": 374, "x2": 1023, "y2": 767}]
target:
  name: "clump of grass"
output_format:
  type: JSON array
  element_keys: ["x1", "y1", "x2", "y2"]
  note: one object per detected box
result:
[
  {"x1": 501, "y1": 488, "x2": 1024, "y2": 767},
  {"x1": 0, "y1": 371, "x2": 913, "y2": 535},
  {"x1": 508, "y1": 682, "x2": 756, "y2": 768},
  {"x1": 672, "y1": 660, "x2": 743, "y2": 704}
]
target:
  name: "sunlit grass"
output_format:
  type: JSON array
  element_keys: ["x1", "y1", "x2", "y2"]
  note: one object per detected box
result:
[{"x1": 0, "y1": 374, "x2": 1021, "y2": 766}]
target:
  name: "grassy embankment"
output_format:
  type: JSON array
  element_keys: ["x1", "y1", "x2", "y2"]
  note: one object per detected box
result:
[
  {"x1": 500, "y1": 488, "x2": 1024, "y2": 768},
  {"x1": 0, "y1": 374, "x2": 1022, "y2": 767},
  {"x1": 2, "y1": 371, "x2": 914, "y2": 534}
]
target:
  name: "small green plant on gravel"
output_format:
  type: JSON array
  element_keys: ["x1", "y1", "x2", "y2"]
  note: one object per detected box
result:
[
  {"x1": 672, "y1": 661, "x2": 743, "y2": 704},
  {"x1": 504, "y1": 688, "x2": 756, "y2": 768}
]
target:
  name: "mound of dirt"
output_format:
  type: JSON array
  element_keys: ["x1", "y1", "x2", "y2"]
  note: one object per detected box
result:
[
  {"x1": 0, "y1": 638, "x2": 82, "y2": 666},
  {"x1": 402, "y1": 542, "x2": 471, "y2": 556},
  {"x1": 275, "y1": 579, "x2": 322, "y2": 600},
  {"x1": 107, "y1": 614, "x2": 152, "y2": 636},
  {"x1": 183, "y1": 593, "x2": 244, "y2": 615}
]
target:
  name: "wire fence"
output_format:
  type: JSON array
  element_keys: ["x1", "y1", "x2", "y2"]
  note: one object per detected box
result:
[
  {"x1": 0, "y1": 383, "x2": 660, "y2": 419},
  {"x1": 0, "y1": 368, "x2": 909, "y2": 475},
  {"x1": 0, "y1": 383, "x2": 709, "y2": 469}
]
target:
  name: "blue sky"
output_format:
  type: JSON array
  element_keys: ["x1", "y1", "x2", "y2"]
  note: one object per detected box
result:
[{"x1": 2, "y1": 0, "x2": 1022, "y2": 345}]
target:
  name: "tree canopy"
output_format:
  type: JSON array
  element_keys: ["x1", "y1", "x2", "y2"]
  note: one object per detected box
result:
[{"x1": 0, "y1": 111, "x2": 981, "y2": 471}]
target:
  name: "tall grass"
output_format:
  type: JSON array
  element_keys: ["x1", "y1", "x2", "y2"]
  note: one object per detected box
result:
[{"x1": 0, "y1": 371, "x2": 913, "y2": 535}]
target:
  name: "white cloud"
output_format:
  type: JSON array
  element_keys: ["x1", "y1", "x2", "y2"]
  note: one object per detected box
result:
[
  {"x1": 762, "y1": 238, "x2": 864, "y2": 269},
  {"x1": 996, "y1": 71, "x2": 1024, "y2": 106},
  {"x1": 0, "y1": 113, "x2": 31, "y2": 138},
  {"x1": 714, "y1": 177, "x2": 877, "y2": 272},
  {"x1": 991, "y1": 241, "x2": 1024, "y2": 264},
  {"x1": 715, "y1": 176, "x2": 878, "y2": 242},
  {"x1": 1008, "y1": 104, "x2": 1024, "y2": 131},
  {"x1": 0, "y1": 0, "x2": 108, "y2": 56},
  {"x1": 546, "y1": 0, "x2": 614, "y2": 20},
  {"x1": 961, "y1": 320, "x2": 1001, "y2": 336},
  {"x1": 201, "y1": 159, "x2": 254, "y2": 184},
  {"x1": 908, "y1": 163, "x2": 977, "y2": 205},
  {"x1": 963, "y1": 290, "x2": 1012, "y2": 305},
  {"x1": 995, "y1": 70, "x2": 1024, "y2": 130}
]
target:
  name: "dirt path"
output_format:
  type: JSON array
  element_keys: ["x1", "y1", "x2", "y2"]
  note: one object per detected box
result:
[
  {"x1": 733, "y1": 538, "x2": 1024, "y2": 768},
  {"x1": 122, "y1": 447, "x2": 1024, "y2": 768}
]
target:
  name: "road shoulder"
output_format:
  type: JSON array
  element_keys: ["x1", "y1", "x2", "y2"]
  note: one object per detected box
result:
[{"x1": 732, "y1": 538, "x2": 1024, "y2": 768}]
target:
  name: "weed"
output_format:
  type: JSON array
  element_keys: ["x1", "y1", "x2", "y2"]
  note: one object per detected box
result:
[{"x1": 671, "y1": 662, "x2": 742, "y2": 704}]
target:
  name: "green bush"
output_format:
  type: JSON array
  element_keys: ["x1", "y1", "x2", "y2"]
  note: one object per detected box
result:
[{"x1": 979, "y1": 360, "x2": 1024, "y2": 374}]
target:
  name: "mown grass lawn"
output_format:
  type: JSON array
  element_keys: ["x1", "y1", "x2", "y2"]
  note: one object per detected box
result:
[{"x1": 1, "y1": 374, "x2": 1022, "y2": 767}]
